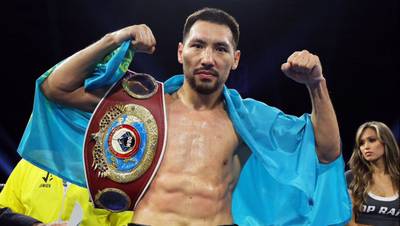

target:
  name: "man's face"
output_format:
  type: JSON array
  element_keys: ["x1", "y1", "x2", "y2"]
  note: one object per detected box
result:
[{"x1": 178, "y1": 20, "x2": 240, "y2": 95}]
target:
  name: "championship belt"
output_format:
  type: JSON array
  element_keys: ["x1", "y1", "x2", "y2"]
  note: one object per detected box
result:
[{"x1": 83, "y1": 70, "x2": 167, "y2": 212}]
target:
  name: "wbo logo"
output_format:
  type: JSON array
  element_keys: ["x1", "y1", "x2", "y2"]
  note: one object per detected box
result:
[{"x1": 117, "y1": 131, "x2": 135, "y2": 152}]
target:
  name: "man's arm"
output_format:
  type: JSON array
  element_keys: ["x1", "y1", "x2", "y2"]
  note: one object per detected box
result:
[
  {"x1": 281, "y1": 50, "x2": 340, "y2": 163},
  {"x1": 41, "y1": 24, "x2": 156, "y2": 112}
]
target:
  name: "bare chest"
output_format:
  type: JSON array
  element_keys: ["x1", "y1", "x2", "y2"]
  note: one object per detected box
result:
[
  {"x1": 162, "y1": 103, "x2": 239, "y2": 173},
  {"x1": 132, "y1": 95, "x2": 241, "y2": 221}
]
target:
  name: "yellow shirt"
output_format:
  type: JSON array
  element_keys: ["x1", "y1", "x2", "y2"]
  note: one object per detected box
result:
[{"x1": 0, "y1": 159, "x2": 133, "y2": 225}]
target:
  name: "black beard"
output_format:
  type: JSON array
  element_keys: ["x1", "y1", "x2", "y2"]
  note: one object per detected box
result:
[{"x1": 187, "y1": 76, "x2": 222, "y2": 95}]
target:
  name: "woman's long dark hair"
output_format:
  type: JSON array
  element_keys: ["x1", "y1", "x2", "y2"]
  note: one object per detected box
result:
[{"x1": 348, "y1": 121, "x2": 399, "y2": 219}]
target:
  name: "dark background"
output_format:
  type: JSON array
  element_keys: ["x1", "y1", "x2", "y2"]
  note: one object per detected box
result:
[{"x1": 1, "y1": 0, "x2": 398, "y2": 183}]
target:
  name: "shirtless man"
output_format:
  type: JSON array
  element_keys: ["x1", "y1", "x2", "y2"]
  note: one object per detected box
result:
[{"x1": 41, "y1": 8, "x2": 341, "y2": 226}]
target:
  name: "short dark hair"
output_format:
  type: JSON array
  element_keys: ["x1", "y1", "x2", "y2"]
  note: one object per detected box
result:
[{"x1": 183, "y1": 8, "x2": 240, "y2": 49}]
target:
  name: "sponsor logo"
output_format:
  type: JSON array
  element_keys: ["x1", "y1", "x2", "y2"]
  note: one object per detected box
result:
[{"x1": 39, "y1": 172, "x2": 53, "y2": 188}]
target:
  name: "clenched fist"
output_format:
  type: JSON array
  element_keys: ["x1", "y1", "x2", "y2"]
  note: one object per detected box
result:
[
  {"x1": 281, "y1": 50, "x2": 324, "y2": 86},
  {"x1": 111, "y1": 24, "x2": 156, "y2": 54}
]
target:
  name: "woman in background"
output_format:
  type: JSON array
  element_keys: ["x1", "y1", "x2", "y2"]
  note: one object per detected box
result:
[{"x1": 346, "y1": 121, "x2": 399, "y2": 226}]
